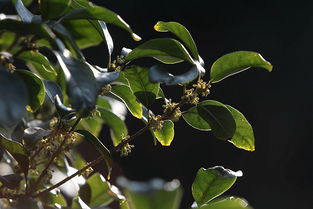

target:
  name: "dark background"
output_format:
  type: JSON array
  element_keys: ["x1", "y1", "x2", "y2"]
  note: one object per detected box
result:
[{"x1": 1, "y1": 0, "x2": 312, "y2": 208}]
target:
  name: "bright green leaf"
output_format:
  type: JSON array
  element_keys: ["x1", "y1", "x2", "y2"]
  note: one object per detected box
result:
[
  {"x1": 111, "y1": 85, "x2": 142, "y2": 119},
  {"x1": 197, "y1": 100, "x2": 236, "y2": 140},
  {"x1": 39, "y1": 191, "x2": 67, "y2": 207},
  {"x1": 153, "y1": 120, "x2": 174, "y2": 146},
  {"x1": 123, "y1": 66, "x2": 160, "y2": 107},
  {"x1": 197, "y1": 197, "x2": 252, "y2": 209},
  {"x1": 0, "y1": 135, "x2": 29, "y2": 175},
  {"x1": 15, "y1": 70, "x2": 45, "y2": 112},
  {"x1": 210, "y1": 51, "x2": 272, "y2": 83},
  {"x1": 226, "y1": 106, "x2": 255, "y2": 151},
  {"x1": 125, "y1": 38, "x2": 195, "y2": 64},
  {"x1": 154, "y1": 21, "x2": 199, "y2": 60},
  {"x1": 192, "y1": 166, "x2": 242, "y2": 206},
  {"x1": 76, "y1": 130, "x2": 112, "y2": 179}
]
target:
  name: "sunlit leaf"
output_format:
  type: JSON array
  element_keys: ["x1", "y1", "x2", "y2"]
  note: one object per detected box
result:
[
  {"x1": 39, "y1": 191, "x2": 67, "y2": 207},
  {"x1": 196, "y1": 196, "x2": 252, "y2": 209},
  {"x1": 192, "y1": 166, "x2": 243, "y2": 206},
  {"x1": 153, "y1": 120, "x2": 174, "y2": 146},
  {"x1": 76, "y1": 130, "x2": 112, "y2": 179},
  {"x1": 154, "y1": 21, "x2": 199, "y2": 60},
  {"x1": 15, "y1": 70, "x2": 45, "y2": 112},
  {"x1": 210, "y1": 51, "x2": 272, "y2": 83},
  {"x1": 125, "y1": 38, "x2": 194, "y2": 64},
  {"x1": 111, "y1": 85, "x2": 142, "y2": 119},
  {"x1": 182, "y1": 106, "x2": 211, "y2": 131},
  {"x1": 226, "y1": 105, "x2": 255, "y2": 151},
  {"x1": 13, "y1": 0, "x2": 41, "y2": 23}
]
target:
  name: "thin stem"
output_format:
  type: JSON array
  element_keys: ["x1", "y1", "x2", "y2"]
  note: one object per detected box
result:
[{"x1": 70, "y1": 116, "x2": 82, "y2": 132}]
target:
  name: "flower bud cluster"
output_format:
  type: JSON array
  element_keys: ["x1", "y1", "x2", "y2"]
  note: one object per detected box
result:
[
  {"x1": 162, "y1": 100, "x2": 182, "y2": 122},
  {"x1": 150, "y1": 115, "x2": 164, "y2": 131}
]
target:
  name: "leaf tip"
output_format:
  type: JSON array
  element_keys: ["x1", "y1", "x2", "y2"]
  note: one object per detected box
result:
[
  {"x1": 132, "y1": 33, "x2": 141, "y2": 41},
  {"x1": 154, "y1": 21, "x2": 167, "y2": 32}
]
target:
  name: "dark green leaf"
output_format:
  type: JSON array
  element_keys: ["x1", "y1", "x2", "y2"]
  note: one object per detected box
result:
[
  {"x1": 154, "y1": 21, "x2": 199, "y2": 60},
  {"x1": 111, "y1": 85, "x2": 142, "y2": 119},
  {"x1": 0, "y1": 32, "x2": 16, "y2": 50},
  {"x1": 197, "y1": 197, "x2": 252, "y2": 209},
  {"x1": 23, "y1": 127, "x2": 51, "y2": 146},
  {"x1": 15, "y1": 70, "x2": 45, "y2": 112},
  {"x1": 39, "y1": 191, "x2": 67, "y2": 207},
  {"x1": 125, "y1": 38, "x2": 195, "y2": 64},
  {"x1": 0, "y1": 174, "x2": 23, "y2": 189},
  {"x1": 0, "y1": 19, "x2": 58, "y2": 49},
  {"x1": 54, "y1": 94, "x2": 75, "y2": 118},
  {"x1": 44, "y1": 80, "x2": 63, "y2": 102},
  {"x1": 153, "y1": 120, "x2": 174, "y2": 146},
  {"x1": 119, "y1": 177, "x2": 182, "y2": 209},
  {"x1": 40, "y1": 0, "x2": 72, "y2": 20},
  {"x1": 79, "y1": 173, "x2": 123, "y2": 207},
  {"x1": 55, "y1": 52, "x2": 98, "y2": 114},
  {"x1": 91, "y1": 66, "x2": 121, "y2": 88},
  {"x1": 182, "y1": 107, "x2": 211, "y2": 131},
  {"x1": 15, "y1": 196, "x2": 39, "y2": 209},
  {"x1": 226, "y1": 106, "x2": 255, "y2": 151},
  {"x1": 97, "y1": 108, "x2": 127, "y2": 147},
  {"x1": 0, "y1": 69, "x2": 27, "y2": 129},
  {"x1": 13, "y1": 0, "x2": 41, "y2": 23},
  {"x1": 192, "y1": 166, "x2": 243, "y2": 206},
  {"x1": 61, "y1": 1, "x2": 141, "y2": 41},
  {"x1": 210, "y1": 51, "x2": 272, "y2": 83},
  {"x1": 123, "y1": 66, "x2": 159, "y2": 107},
  {"x1": 149, "y1": 65, "x2": 199, "y2": 85},
  {"x1": 0, "y1": 135, "x2": 29, "y2": 175},
  {"x1": 76, "y1": 130, "x2": 112, "y2": 179},
  {"x1": 197, "y1": 100, "x2": 236, "y2": 140}
]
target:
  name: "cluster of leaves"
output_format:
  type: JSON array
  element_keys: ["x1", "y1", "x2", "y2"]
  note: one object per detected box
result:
[{"x1": 0, "y1": 0, "x2": 272, "y2": 208}]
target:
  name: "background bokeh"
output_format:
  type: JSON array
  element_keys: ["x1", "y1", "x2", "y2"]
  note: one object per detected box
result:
[{"x1": 1, "y1": 0, "x2": 312, "y2": 208}]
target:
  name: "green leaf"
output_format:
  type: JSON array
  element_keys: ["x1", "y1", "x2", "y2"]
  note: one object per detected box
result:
[
  {"x1": 123, "y1": 66, "x2": 160, "y2": 107},
  {"x1": 0, "y1": 32, "x2": 16, "y2": 50},
  {"x1": 78, "y1": 117, "x2": 103, "y2": 137},
  {"x1": 153, "y1": 120, "x2": 174, "y2": 146},
  {"x1": 97, "y1": 107, "x2": 128, "y2": 146},
  {"x1": 192, "y1": 166, "x2": 242, "y2": 206},
  {"x1": 154, "y1": 21, "x2": 199, "y2": 60},
  {"x1": 182, "y1": 107, "x2": 211, "y2": 131},
  {"x1": 61, "y1": 1, "x2": 141, "y2": 41},
  {"x1": 39, "y1": 191, "x2": 67, "y2": 207},
  {"x1": 197, "y1": 197, "x2": 252, "y2": 209},
  {"x1": 125, "y1": 38, "x2": 195, "y2": 64},
  {"x1": 15, "y1": 70, "x2": 45, "y2": 112},
  {"x1": 0, "y1": 174, "x2": 23, "y2": 189},
  {"x1": 0, "y1": 69, "x2": 27, "y2": 129},
  {"x1": 120, "y1": 178, "x2": 182, "y2": 209},
  {"x1": 79, "y1": 173, "x2": 124, "y2": 207},
  {"x1": 210, "y1": 51, "x2": 272, "y2": 83},
  {"x1": 76, "y1": 130, "x2": 112, "y2": 179},
  {"x1": 13, "y1": 0, "x2": 41, "y2": 23},
  {"x1": 40, "y1": 0, "x2": 72, "y2": 20},
  {"x1": 0, "y1": 135, "x2": 29, "y2": 175},
  {"x1": 226, "y1": 106, "x2": 255, "y2": 151},
  {"x1": 0, "y1": 19, "x2": 58, "y2": 49},
  {"x1": 15, "y1": 196, "x2": 40, "y2": 209},
  {"x1": 54, "y1": 52, "x2": 98, "y2": 114},
  {"x1": 196, "y1": 100, "x2": 236, "y2": 140},
  {"x1": 111, "y1": 85, "x2": 142, "y2": 119}
]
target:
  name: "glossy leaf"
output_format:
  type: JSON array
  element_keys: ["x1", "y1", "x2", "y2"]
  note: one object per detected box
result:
[
  {"x1": 153, "y1": 120, "x2": 174, "y2": 146},
  {"x1": 182, "y1": 107, "x2": 211, "y2": 131},
  {"x1": 0, "y1": 19, "x2": 58, "y2": 49},
  {"x1": 226, "y1": 106, "x2": 255, "y2": 151},
  {"x1": 39, "y1": 191, "x2": 67, "y2": 207},
  {"x1": 0, "y1": 135, "x2": 29, "y2": 175},
  {"x1": 197, "y1": 100, "x2": 236, "y2": 140},
  {"x1": 111, "y1": 85, "x2": 142, "y2": 119},
  {"x1": 192, "y1": 166, "x2": 243, "y2": 206},
  {"x1": 0, "y1": 69, "x2": 27, "y2": 129},
  {"x1": 76, "y1": 130, "x2": 112, "y2": 179},
  {"x1": 17, "y1": 51, "x2": 56, "y2": 75},
  {"x1": 197, "y1": 197, "x2": 252, "y2": 209},
  {"x1": 125, "y1": 38, "x2": 195, "y2": 64},
  {"x1": 118, "y1": 177, "x2": 182, "y2": 209},
  {"x1": 124, "y1": 66, "x2": 160, "y2": 107},
  {"x1": 44, "y1": 80, "x2": 63, "y2": 103},
  {"x1": 91, "y1": 66, "x2": 121, "y2": 88},
  {"x1": 154, "y1": 21, "x2": 199, "y2": 60},
  {"x1": 210, "y1": 51, "x2": 272, "y2": 83},
  {"x1": 23, "y1": 127, "x2": 51, "y2": 146},
  {"x1": 79, "y1": 173, "x2": 124, "y2": 207},
  {"x1": 149, "y1": 65, "x2": 199, "y2": 85},
  {"x1": 15, "y1": 70, "x2": 45, "y2": 112},
  {"x1": 55, "y1": 52, "x2": 98, "y2": 114},
  {"x1": 40, "y1": 0, "x2": 72, "y2": 20},
  {"x1": 97, "y1": 107, "x2": 128, "y2": 146},
  {"x1": 60, "y1": 2, "x2": 141, "y2": 41},
  {"x1": 13, "y1": 0, "x2": 41, "y2": 23},
  {"x1": 0, "y1": 174, "x2": 23, "y2": 189},
  {"x1": 98, "y1": 21, "x2": 114, "y2": 62}
]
